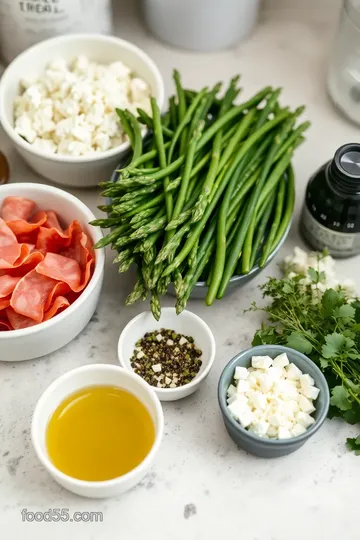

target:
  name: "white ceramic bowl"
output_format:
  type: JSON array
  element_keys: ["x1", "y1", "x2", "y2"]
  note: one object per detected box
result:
[
  {"x1": 0, "y1": 34, "x2": 165, "y2": 188},
  {"x1": 118, "y1": 308, "x2": 216, "y2": 401},
  {"x1": 31, "y1": 364, "x2": 164, "y2": 498},
  {"x1": 0, "y1": 183, "x2": 105, "y2": 361}
]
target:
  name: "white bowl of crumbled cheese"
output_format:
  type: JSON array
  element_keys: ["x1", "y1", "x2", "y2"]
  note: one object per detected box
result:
[{"x1": 0, "y1": 34, "x2": 164, "y2": 187}]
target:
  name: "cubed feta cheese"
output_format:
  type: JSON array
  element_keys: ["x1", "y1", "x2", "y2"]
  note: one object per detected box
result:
[
  {"x1": 251, "y1": 355, "x2": 273, "y2": 369},
  {"x1": 291, "y1": 423, "x2": 307, "y2": 437},
  {"x1": 273, "y1": 353, "x2": 290, "y2": 368},
  {"x1": 260, "y1": 374, "x2": 274, "y2": 393},
  {"x1": 179, "y1": 337, "x2": 188, "y2": 346},
  {"x1": 267, "y1": 425, "x2": 278, "y2": 438},
  {"x1": 304, "y1": 385, "x2": 320, "y2": 400},
  {"x1": 237, "y1": 407, "x2": 254, "y2": 428},
  {"x1": 227, "y1": 400, "x2": 252, "y2": 425},
  {"x1": 136, "y1": 350, "x2": 144, "y2": 359},
  {"x1": 166, "y1": 339, "x2": 174, "y2": 346},
  {"x1": 278, "y1": 427, "x2": 292, "y2": 439},
  {"x1": 267, "y1": 366, "x2": 284, "y2": 381},
  {"x1": 268, "y1": 413, "x2": 282, "y2": 427},
  {"x1": 234, "y1": 366, "x2": 249, "y2": 380},
  {"x1": 247, "y1": 390, "x2": 267, "y2": 411},
  {"x1": 286, "y1": 363, "x2": 303, "y2": 381},
  {"x1": 236, "y1": 380, "x2": 250, "y2": 394},
  {"x1": 298, "y1": 394, "x2": 316, "y2": 414},
  {"x1": 227, "y1": 384, "x2": 237, "y2": 398},
  {"x1": 156, "y1": 333, "x2": 163, "y2": 342},
  {"x1": 295, "y1": 411, "x2": 315, "y2": 428},
  {"x1": 250, "y1": 421, "x2": 270, "y2": 437},
  {"x1": 300, "y1": 373, "x2": 315, "y2": 388}
]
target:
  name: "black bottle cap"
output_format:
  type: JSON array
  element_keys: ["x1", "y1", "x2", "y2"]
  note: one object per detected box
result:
[{"x1": 329, "y1": 143, "x2": 360, "y2": 195}]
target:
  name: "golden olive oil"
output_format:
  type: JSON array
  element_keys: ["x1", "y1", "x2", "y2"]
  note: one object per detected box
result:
[{"x1": 46, "y1": 385, "x2": 155, "y2": 481}]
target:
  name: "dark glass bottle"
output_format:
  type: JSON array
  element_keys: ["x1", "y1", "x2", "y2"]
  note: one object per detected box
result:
[{"x1": 300, "y1": 143, "x2": 360, "y2": 258}]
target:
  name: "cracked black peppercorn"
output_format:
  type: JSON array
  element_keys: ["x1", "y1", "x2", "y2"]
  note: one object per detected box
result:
[{"x1": 130, "y1": 328, "x2": 202, "y2": 389}]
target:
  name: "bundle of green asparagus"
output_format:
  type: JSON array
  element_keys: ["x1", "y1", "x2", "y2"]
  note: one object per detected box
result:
[{"x1": 92, "y1": 71, "x2": 310, "y2": 320}]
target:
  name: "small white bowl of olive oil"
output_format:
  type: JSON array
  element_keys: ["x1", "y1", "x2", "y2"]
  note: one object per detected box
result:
[{"x1": 31, "y1": 364, "x2": 164, "y2": 498}]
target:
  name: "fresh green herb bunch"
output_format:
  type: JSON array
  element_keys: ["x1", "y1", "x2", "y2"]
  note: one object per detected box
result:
[
  {"x1": 92, "y1": 70, "x2": 309, "y2": 320},
  {"x1": 251, "y1": 253, "x2": 360, "y2": 454}
]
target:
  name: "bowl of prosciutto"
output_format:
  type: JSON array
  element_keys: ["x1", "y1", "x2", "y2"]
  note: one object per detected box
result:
[{"x1": 0, "y1": 183, "x2": 105, "y2": 361}]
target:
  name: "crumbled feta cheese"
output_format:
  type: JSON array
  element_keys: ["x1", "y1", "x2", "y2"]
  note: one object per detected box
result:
[
  {"x1": 152, "y1": 363, "x2": 162, "y2": 373},
  {"x1": 166, "y1": 339, "x2": 174, "y2": 346},
  {"x1": 227, "y1": 354, "x2": 319, "y2": 440},
  {"x1": 169, "y1": 383, "x2": 177, "y2": 388},
  {"x1": 165, "y1": 376, "x2": 172, "y2": 385},
  {"x1": 13, "y1": 55, "x2": 151, "y2": 156}
]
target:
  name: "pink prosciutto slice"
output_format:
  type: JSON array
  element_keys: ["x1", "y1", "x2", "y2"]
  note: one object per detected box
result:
[
  {"x1": 36, "y1": 252, "x2": 81, "y2": 291},
  {"x1": 10, "y1": 269, "x2": 58, "y2": 322}
]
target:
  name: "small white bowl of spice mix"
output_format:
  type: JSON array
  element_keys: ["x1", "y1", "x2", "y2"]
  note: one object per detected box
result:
[{"x1": 118, "y1": 308, "x2": 216, "y2": 401}]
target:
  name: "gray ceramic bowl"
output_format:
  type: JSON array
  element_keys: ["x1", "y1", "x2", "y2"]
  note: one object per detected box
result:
[
  {"x1": 168, "y1": 219, "x2": 291, "y2": 299},
  {"x1": 218, "y1": 345, "x2": 330, "y2": 458}
]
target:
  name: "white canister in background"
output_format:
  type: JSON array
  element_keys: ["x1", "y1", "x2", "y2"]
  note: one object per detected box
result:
[
  {"x1": 0, "y1": 0, "x2": 113, "y2": 64},
  {"x1": 142, "y1": 0, "x2": 260, "y2": 52}
]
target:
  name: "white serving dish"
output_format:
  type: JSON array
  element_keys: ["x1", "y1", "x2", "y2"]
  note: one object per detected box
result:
[
  {"x1": 0, "y1": 183, "x2": 105, "y2": 362},
  {"x1": 31, "y1": 364, "x2": 164, "y2": 498},
  {"x1": 0, "y1": 34, "x2": 164, "y2": 188},
  {"x1": 118, "y1": 308, "x2": 216, "y2": 401}
]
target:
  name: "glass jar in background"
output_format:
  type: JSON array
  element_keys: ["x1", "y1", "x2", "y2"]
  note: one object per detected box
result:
[
  {"x1": 0, "y1": 0, "x2": 113, "y2": 64},
  {"x1": 328, "y1": 0, "x2": 360, "y2": 124}
]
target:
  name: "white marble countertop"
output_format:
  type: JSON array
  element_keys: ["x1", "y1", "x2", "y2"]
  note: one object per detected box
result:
[{"x1": 1, "y1": 1, "x2": 360, "y2": 538}]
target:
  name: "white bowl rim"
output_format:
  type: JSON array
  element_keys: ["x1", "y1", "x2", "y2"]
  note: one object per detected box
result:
[
  {"x1": 31, "y1": 363, "x2": 164, "y2": 489},
  {"x1": 117, "y1": 307, "x2": 216, "y2": 397},
  {"x1": 0, "y1": 182, "x2": 105, "y2": 339},
  {"x1": 0, "y1": 33, "x2": 165, "y2": 164}
]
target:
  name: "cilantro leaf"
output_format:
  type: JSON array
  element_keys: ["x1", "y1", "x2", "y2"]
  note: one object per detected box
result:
[
  {"x1": 286, "y1": 332, "x2": 313, "y2": 354},
  {"x1": 333, "y1": 304, "x2": 356, "y2": 319},
  {"x1": 330, "y1": 386, "x2": 353, "y2": 411},
  {"x1": 346, "y1": 436, "x2": 360, "y2": 455},
  {"x1": 308, "y1": 267, "x2": 318, "y2": 282},
  {"x1": 322, "y1": 289, "x2": 340, "y2": 317},
  {"x1": 344, "y1": 405, "x2": 360, "y2": 425},
  {"x1": 282, "y1": 283, "x2": 292, "y2": 294},
  {"x1": 322, "y1": 333, "x2": 346, "y2": 358},
  {"x1": 319, "y1": 357, "x2": 329, "y2": 369},
  {"x1": 252, "y1": 326, "x2": 278, "y2": 346}
]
